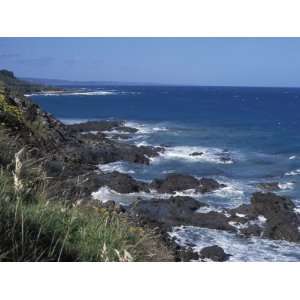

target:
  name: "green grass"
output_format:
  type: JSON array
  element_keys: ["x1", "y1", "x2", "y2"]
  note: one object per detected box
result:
[{"x1": 0, "y1": 171, "x2": 173, "y2": 262}]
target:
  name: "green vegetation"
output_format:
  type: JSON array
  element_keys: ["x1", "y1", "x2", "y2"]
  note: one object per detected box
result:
[
  {"x1": 0, "y1": 69, "x2": 46, "y2": 95},
  {"x1": 0, "y1": 69, "x2": 173, "y2": 262},
  {"x1": 0, "y1": 155, "x2": 172, "y2": 262},
  {"x1": 0, "y1": 90, "x2": 23, "y2": 122}
]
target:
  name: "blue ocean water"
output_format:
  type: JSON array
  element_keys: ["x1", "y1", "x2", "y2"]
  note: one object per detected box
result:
[{"x1": 29, "y1": 86, "x2": 300, "y2": 261}]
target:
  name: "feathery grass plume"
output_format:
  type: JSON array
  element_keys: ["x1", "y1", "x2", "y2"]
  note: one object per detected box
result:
[{"x1": 13, "y1": 148, "x2": 25, "y2": 193}]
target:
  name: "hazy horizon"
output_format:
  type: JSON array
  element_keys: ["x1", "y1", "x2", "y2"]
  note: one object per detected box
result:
[{"x1": 2, "y1": 38, "x2": 300, "y2": 87}]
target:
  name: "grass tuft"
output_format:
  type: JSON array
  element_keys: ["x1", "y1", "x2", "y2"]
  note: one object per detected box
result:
[{"x1": 0, "y1": 169, "x2": 173, "y2": 262}]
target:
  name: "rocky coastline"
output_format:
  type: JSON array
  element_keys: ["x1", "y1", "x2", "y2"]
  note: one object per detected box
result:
[{"x1": 1, "y1": 70, "x2": 300, "y2": 261}]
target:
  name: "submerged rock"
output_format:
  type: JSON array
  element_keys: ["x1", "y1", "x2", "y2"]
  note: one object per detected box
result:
[
  {"x1": 200, "y1": 245, "x2": 230, "y2": 262},
  {"x1": 190, "y1": 152, "x2": 203, "y2": 156}
]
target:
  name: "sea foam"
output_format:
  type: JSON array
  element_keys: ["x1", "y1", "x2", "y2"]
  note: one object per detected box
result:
[
  {"x1": 169, "y1": 226, "x2": 300, "y2": 262},
  {"x1": 151, "y1": 146, "x2": 234, "y2": 164}
]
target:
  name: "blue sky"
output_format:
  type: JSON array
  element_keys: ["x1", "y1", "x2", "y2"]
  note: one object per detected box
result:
[{"x1": 1, "y1": 38, "x2": 300, "y2": 86}]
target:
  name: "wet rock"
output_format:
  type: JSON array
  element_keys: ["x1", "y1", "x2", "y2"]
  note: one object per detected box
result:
[
  {"x1": 176, "y1": 248, "x2": 200, "y2": 261},
  {"x1": 197, "y1": 178, "x2": 226, "y2": 193},
  {"x1": 150, "y1": 174, "x2": 225, "y2": 194},
  {"x1": 232, "y1": 192, "x2": 300, "y2": 242},
  {"x1": 139, "y1": 145, "x2": 165, "y2": 157},
  {"x1": 230, "y1": 204, "x2": 253, "y2": 217},
  {"x1": 128, "y1": 196, "x2": 207, "y2": 228},
  {"x1": 97, "y1": 171, "x2": 150, "y2": 194},
  {"x1": 251, "y1": 192, "x2": 300, "y2": 242},
  {"x1": 190, "y1": 152, "x2": 203, "y2": 156},
  {"x1": 257, "y1": 182, "x2": 280, "y2": 191},
  {"x1": 239, "y1": 224, "x2": 262, "y2": 237},
  {"x1": 79, "y1": 132, "x2": 106, "y2": 142},
  {"x1": 67, "y1": 120, "x2": 138, "y2": 134},
  {"x1": 228, "y1": 193, "x2": 300, "y2": 242},
  {"x1": 128, "y1": 196, "x2": 235, "y2": 232},
  {"x1": 200, "y1": 245, "x2": 230, "y2": 262},
  {"x1": 251, "y1": 192, "x2": 296, "y2": 219},
  {"x1": 191, "y1": 212, "x2": 235, "y2": 232},
  {"x1": 150, "y1": 174, "x2": 199, "y2": 193},
  {"x1": 217, "y1": 150, "x2": 233, "y2": 163},
  {"x1": 263, "y1": 219, "x2": 300, "y2": 242},
  {"x1": 48, "y1": 171, "x2": 150, "y2": 201},
  {"x1": 110, "y1": 133, "x2": 132, "y2": 140},
  {"x1": 219, "y1": 156, "x2": 232, "y2": 163}
]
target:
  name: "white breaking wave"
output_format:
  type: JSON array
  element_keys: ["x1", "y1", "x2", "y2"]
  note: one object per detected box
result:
[
  {"x1": 169, "y1": 226, "x2": 300, "y2": 262},
  {"x1": 98, "y1": 161, "x2": 135, "y2": 174},
  {"x1": 150, "y1": 146, "x2": 235, "y2": 164},
  {"x1": 278, "y1": 182, "x2": 295, "y2": 190},
  {"x1": 91, "y1": 186, "x2": 170, "y2": 205},
  {"x1": 124, "y1": 121, "x2": 168, "y2": 134},
  {"x1": 60, "y1": 118, "x2": 92, "y2": 125},
  {"x1": 285, "y1": 169, "x2": 300, "y2": 176},
  {"x1": 289, "y1": 155, "x2": 296, "y2": 160},
  {"x1": 26, "y1": 90, "x2": 140, "y2": 97},
  {"x1": 196, "y1": 206, "x2": 230, "y2": 216}
]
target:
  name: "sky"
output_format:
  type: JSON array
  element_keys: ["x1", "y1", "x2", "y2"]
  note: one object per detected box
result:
[{"x1": 1, "y1": 38, "x2": 300, "y2": 86}]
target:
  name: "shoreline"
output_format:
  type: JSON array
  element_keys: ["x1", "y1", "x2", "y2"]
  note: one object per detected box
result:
[{"x1": 1, "y1": 71, "x2": 300, "y2": 261}]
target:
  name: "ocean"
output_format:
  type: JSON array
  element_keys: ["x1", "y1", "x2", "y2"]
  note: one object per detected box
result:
[{"x1": 29, "y1": 85, "x2": 300, "y2": 261}]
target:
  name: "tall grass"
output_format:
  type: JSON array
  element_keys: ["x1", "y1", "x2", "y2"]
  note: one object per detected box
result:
[{"x1": 0, "y1": 157, "x2": 173, "y2": 261}]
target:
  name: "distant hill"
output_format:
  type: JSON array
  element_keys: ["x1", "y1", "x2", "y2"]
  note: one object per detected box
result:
[
  {"x1": 0, "y1": 70, "x2": 52, "y2": 95},
  {"x1": 22, "y1": 77, "x2": 161, "y2": 87}
]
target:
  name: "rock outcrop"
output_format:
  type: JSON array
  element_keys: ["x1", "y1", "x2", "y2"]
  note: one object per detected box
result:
[{"x1": 149, "y1": 173, "x2": 225, "y2": 194}]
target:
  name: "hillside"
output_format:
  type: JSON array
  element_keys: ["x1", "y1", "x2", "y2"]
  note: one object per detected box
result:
[
  {"x1": 0, "y1": 70, "x2": 174, "y2": 261},
  {"x1": 0, "y1": 69, "x2": 58, "y2": 95}
]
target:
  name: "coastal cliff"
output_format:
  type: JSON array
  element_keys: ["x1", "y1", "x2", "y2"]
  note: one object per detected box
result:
[{"x1": 0, "y1": 70, "x2": 174, "y2": 261}]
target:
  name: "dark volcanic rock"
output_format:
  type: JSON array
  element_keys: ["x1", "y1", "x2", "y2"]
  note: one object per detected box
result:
[
  {"x1": 176, "y1": 248, "x2": 200, "y2": 261},
  {"x1": 110, "y1": 133, "x2": 132, "y2": 140},
  {"x1": 230, "y1": 204, "x2": 254, "y2": 217},
  {"x1": 128, "y1": 196, "x2": 235, "y2": 232},
  {"x1": 139, "y1": 145, "x2": 165, "y2": 157},
  {"x1": 200, "y1": 245, "x2": 230, "y2": 262},
  {"x1": 97, "y1": 171, "x2": 150, "y2": 194},
  {"x1": 150, "y1": 174, "x2": 225, "y2": 194},
  {"x1": 128, "y1": 196, "x2": 206, "y2": 228},
  {"x1": 251, "y1": 192, "x2": 295, "y2": 218},
  {"x1": 190, "y1": 152, "x2": 203, "y2": 156},
  {"x1": 67, "y1": 120, "x2": 138, "y2": 134},
  {"x1": 239, "y1": 224, "x2": 262, "y2": 237},
  {"x1": 48, "y1": 171, "x2": 150, "y2": 200},
  {"x1": 228, "y1": 193, "x2": 300, "y2": 242},
  {"x1": 150, "y1": 174, "x2": 200, "y2": 193},
  {"x1": 192, "y1": 212, "x2": 235, "y2": 231},
  {"x1": 250, "y1": 192, "x2": 300, "y2": 242},
  {"x1": 197, "y1": 178, "x2": 225, "y2": 193}
]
